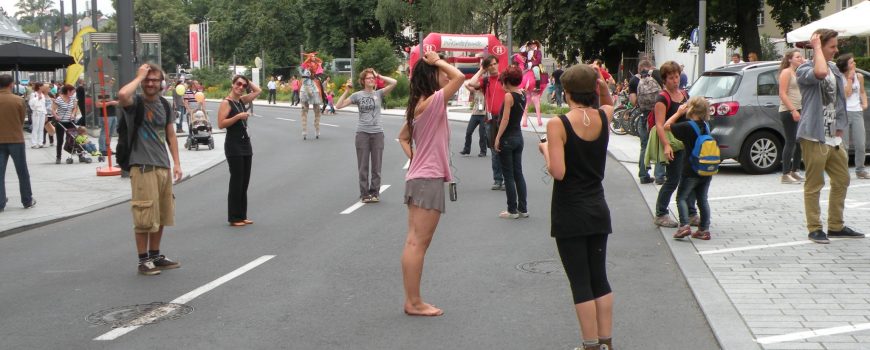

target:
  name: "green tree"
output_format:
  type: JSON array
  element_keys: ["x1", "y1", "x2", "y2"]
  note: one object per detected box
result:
[
  {"x1": 130, "y1": 0, "x2": 192, "y2": 68},
  {"x1": 375, "y1": 0, "x2": 513, "y2": 38},
  {"x1": 647, "y1": 0, "x2": 826, "y2": 60},
  {"x1": 14, "y1": 0, "x2": 53, "y2": 18},
  {"x1": 299, "y1": 0, "x2": 411, "y2": 58},
  {"x1": 353, "y1": 36, "x2": 400, "y2": 84}
]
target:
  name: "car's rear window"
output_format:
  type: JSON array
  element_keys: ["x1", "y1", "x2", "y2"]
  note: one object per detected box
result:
[{"x1": 689, "y1": 73, "x2": 740, "y2": 99}]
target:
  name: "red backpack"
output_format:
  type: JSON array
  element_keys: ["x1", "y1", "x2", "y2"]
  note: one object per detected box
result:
[{"x1": 646, "y1": 89, "x2": 688, "y2": 129}]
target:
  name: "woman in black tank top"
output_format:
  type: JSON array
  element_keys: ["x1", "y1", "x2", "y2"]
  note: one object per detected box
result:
[
  {"x1": 217, "y1": 75, "x2": 261, "y2": 226},
  {"x1": 539, "y1": 64, "x2": 616, "y2": 350},
  {"x1": 494, "y1": 66, "x2": 528, "y2": 218}
]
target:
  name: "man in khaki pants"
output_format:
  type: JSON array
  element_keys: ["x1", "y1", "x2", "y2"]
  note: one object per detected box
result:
[
  {"x1": 118, "y1": 63, "x2": 183, "y2": 274},
  {"x1": 796, "y1": 29, "x2": 864, "y2": 244}
]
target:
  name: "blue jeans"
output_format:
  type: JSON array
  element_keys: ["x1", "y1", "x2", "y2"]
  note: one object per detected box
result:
[
  {"x1": 485, "y1": 122, "x2": 503, "y2": 183},
  {"x1": 655, "y1": 150, "x2": 696, "y2": 217},
  {"x1": 175, "y1": 105, "x2": 187, "y2": 131},
  {"x1": 498, "y1": 134, "x2": 527, "y2": 213},
  {"x1": 677, "y1": 175, "x2": 711, "y2": 230},
  {"x1": 637, "y1": 112, "x2": 664, "y2": 180},
  {"x1": 98, "y1": 116, "x2": 117, "y2": 154},
  {"x1": 554, "y1": 85, "x2": 564, "y2": 107},
  {"x1": 463, "y1": 114, "x2": 487, "y2": 155},
  {"x1": 0, "y1": 143, "x2": 33, "y2": 209}
]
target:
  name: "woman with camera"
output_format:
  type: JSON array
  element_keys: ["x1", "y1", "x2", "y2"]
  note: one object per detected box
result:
[
  {"x1": 397, "y1": 51, "x2": 464, "y2": 317},
  {"x1": 539, "y1": 64, "x2": 615, "y2": 350},
  {"x1": 493, "y1": 65, "x2": 529, "y2": 219}
]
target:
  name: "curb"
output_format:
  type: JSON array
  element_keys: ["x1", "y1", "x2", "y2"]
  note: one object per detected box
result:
[{"x1": 608, "y1": 149, "x2": 760, "y2": 350}]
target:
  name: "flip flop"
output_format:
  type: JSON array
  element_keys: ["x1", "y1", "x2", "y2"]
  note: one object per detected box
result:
[
  {"x1": 404, "y1": 309, "x2": 444, "y2": 317},
  {"x1": 229, "y1": 221, "x2": 246, "y2": 227},
  {"x1": 243, "y1": 219, "x2": 254, "y2": 225}
]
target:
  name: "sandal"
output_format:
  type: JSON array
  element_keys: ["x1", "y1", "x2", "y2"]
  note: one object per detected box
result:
[
  {"x1": 691, "y1": 229, "x2": 711, "y2": 240},
  {"x1": 242, "y1": 219, "x2": 254, "y2": 225},
  {"x1": 229, "y1": 221, "x2": 246, "y2": 227}
]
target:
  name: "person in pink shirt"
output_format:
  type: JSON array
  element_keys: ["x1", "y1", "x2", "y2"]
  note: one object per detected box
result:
[
  {"x1": 397, "y1": 51, "x2": 465, "y2": 317},
  {"x1": 290, "y1": 76, "x2": 300, "y2": 106}
]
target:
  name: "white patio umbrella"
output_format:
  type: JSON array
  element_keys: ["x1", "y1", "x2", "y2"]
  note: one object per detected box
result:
[{"x1": 786, "y1": 0, "x2": 870, "y2": 43}]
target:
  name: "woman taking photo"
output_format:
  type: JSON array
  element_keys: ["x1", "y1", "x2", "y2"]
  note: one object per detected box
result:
[
  {"x1": 778, "y1": 49, "x2": 805, "y2": 184},
  {"x1": 52, "y1": 84, "x2": 78, "y2": 164},
  {"x1": 539, "y1": 64, "x2": 615, "y2": 350},
  {"x1": 28, "y1": 82, "x2": 47, "y2": 148},
  {"x1": 217, "y1": 75, "x2": 261, "y2": 226},
  {"x1": 494, "y1": 66, "x2": 529, "y2": 219},
  {"x1": 397, "y1": 51, "x2": 464, "y2": 317}
]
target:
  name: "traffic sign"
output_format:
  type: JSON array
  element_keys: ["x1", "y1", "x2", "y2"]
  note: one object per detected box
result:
[{"x1": 690, "y1": 28, "x2": 699, "y2": 47}]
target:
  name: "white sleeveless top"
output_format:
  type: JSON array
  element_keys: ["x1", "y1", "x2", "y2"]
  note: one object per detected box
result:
[{"x1": 846, "y1": 73, "x2": 862, "y2": 112}]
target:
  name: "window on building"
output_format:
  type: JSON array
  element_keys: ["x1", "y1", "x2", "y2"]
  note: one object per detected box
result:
[
  {"x1": 757, "y1": 1, "x2": 765, "y2": 26},
  {"x1": 842, "y1": 0, "x2": 853, "y2": 9}
]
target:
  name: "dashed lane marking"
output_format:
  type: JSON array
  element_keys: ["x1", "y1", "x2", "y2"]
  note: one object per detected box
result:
[
  {"x1": 93, "y1": 255, "x2": 276, "y2": 341},
  {"x1": 320, "y1": 123, "x2": 339, "y2": 127},
  {"x1": 340, "y1": 185, "x2": 391, "y2": 214},
  {"x1": 276, "y1": 118, "x2": 296, "y2": 122}
]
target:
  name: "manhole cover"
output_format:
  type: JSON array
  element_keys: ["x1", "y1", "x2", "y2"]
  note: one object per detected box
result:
[
  {"x1": 87, "y1": 302, "x2": 193, "y2": 328},
  {"x1": 516, "y1": 260, "x2": 565, "y2": 275}
]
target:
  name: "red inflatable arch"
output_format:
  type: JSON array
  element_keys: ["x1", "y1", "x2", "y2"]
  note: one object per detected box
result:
[{"x1": 409, "y1": 33, "x2": 508, "y2": 78}]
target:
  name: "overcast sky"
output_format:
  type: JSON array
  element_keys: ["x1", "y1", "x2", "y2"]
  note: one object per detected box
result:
[{"x1": 0, "y1": 0, "x2": 115, "y2": 18}]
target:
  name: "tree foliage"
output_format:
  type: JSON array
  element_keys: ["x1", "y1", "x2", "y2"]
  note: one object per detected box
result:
[
  {"x1": 131, "y1": 0, "x2": 191, "y2": 69},
  {"x1": 353, "y1": 36, "x2": 400, "y2": 82},
  {"x1": 375, "y1": 0, "x2": 513, "y2": 39}
]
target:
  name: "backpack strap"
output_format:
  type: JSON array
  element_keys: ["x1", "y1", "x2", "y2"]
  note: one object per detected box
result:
[{"x1": 131, "y1": 95, "x2": 145, "y2": 151}]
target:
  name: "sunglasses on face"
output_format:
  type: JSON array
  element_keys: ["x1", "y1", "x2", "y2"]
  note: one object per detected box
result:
[{"x1": 235, "y1": 81, "x2": 248, "y2": 88}]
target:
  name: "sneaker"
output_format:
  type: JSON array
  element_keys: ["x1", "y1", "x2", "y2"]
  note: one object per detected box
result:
[
  {"x1": 303, "y1": 134, "x2": 307, "y2": 140},
  {"x1": 459, "y1": 151, "x2": 470, "y2": 156},
  {"x1": 827, "y1": 226, "x2": 865, "y2": 238},
  {"x1": 857, "y1": 171, "x2": 870, "y2": 179},
  {"x1": 369, "y1": 195, "x2": 380, "y2": 203},
  {"x1": 491, "y1": 182, "x2": 502, "y2": 190},
  {"x1": 689, "y1": 214, "x2": 700, "y2": 227},
  {"x1": 151, "y1": 255, "x2": 180, "y2": 270},
  {"x1": 790, "y1": 171, "x2": 805, "y2": 181},
  {"x1": 639, "y1": 176, "x2": 655, "y2": 184},
  {"x1": 808, "y1": 230, "x2": 830, "y2": 244},
  {"x1": 478, "y1": 152, "x2": 487, "y2": 157},
  {"x1": 499, "y1": 211, "x2": 519, "y2": 219},
  {"x1": 653, "y1": 214, "x2": 678, "y2": 228},
  {"x1": 654, "y1": 177, "x2": 665, "y2": 185},
  {"x1": 674, "y1": 225, "x2": 692, "y2": 239},
  {"x1": 518, "y1": 212, "x2": 530, "y2": 218},
  {"x1": 499, "y1": 184, "x2": 506, "y2": 191},
  {"x1": 361, "y1": 195, "x2": 372, "y2": 203},
  {"x1": 691, "y1": 229, "x2": 712, "y2": 240},
  {"x1": 55, "y1": 158, "x2": 61, "y2": 164},
  {"x1": 24, "y1": 199, "x2": 36, "y2": 209},
  {"x1": 781, "y1": 174, "x2": 800, "y2": 184},
  {"x1": 138, "y1": 259, "x2": 161, "y2": 275}
]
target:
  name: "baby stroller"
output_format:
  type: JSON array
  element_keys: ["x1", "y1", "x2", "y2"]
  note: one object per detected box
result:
[
  {"x1": 58, "y1": 122, "x2": 94, "y2": 164},
  {"x1": 184, "y1": 109, "x2": 214, "y2": 151}
]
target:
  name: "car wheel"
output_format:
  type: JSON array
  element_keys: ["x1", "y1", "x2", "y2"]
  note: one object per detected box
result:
[{"x1": 739, "y1": 131, "x2": 782, "y2": 174}]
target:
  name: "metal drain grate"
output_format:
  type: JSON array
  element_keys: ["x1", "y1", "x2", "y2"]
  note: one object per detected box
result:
[
  {"x1": 87, "y1": 302, "x2": 193, "y2": 328},
  {"x1": 516, "y1": 260, "x2": 565, "y2": 275}
]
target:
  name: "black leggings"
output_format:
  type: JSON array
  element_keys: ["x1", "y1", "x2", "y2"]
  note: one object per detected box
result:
[
  {"x1": 55, "y1": 121, "x2": 74, "y2": 159},
  {"x1": 226, "y1": 155, "x2": 252, "y2": 222},
  {"x1": 556, "y1": 234, "x2": 611, "y2": 304}
]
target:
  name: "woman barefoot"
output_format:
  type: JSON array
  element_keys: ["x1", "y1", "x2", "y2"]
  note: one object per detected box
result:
[{"x1": 397, "y1": 51, "x2": 465, "y2": 316}]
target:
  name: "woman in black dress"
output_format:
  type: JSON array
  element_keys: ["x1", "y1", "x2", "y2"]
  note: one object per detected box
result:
[
  {"x1": 539, "y1": 64, "x2": 615, "y2": 350},
  {"x1": 217, "y1": 75, "x2": 261, "y2": 226}
]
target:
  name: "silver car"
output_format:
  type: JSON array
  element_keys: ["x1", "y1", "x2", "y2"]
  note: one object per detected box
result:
[{"x1": 690, "y1": 62, "x2": 870, "y2": 174}]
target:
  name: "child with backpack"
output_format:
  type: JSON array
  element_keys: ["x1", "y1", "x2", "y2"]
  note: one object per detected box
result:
[{"x1": 664, "y1": 96, "x2": 719, "y2": 240}]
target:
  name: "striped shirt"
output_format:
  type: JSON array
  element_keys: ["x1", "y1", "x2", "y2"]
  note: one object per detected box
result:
[{"x1": 54, "y1": 96, "x2": 77, "y2": 122}]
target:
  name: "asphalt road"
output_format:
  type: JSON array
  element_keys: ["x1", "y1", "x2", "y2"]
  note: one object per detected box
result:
[{"x1": 0, "y1": 102, "x2": 720, "y2": 349}]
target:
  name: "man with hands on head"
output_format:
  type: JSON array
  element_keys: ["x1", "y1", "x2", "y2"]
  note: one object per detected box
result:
[
  {"x1": 796, "y1": 30, "x2": 864, "y2": 244},
  {"x1": 118, "y1": 63, "x2": 183, "y2": 275}
]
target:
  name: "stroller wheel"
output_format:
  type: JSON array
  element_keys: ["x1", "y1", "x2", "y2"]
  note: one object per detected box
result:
[
  {"x1": 209, "y1": 139, "x2": 214, "y2": 150},
  {"x1": 65, "y1": 158, "x2": 73, "y2": 164},
  {"x1": 195, "y1": 144, "x2": 199, "y2": 151}
]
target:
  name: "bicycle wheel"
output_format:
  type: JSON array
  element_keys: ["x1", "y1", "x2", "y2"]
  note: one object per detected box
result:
[{"x1": 609, "y1": 108, "x2": 628, "y2": 135}]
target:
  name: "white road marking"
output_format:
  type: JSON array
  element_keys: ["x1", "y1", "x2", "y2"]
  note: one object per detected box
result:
[
  {"x1": 340, "y1": 185, "x2": 391, "y2": 214},
  {"x1": 756, "y1": 322, "x2": 870, "y2": 344},
  {"x1": 276, "y1": 117, "x2": 296, "y2": 122},
  {"x1": 93, "y1": 255, "x2": 276, "y2": 341},
  {"x1": 320, "y1": 123, "x2": 339, "y2": 127},
  {"x1": 697, "y1": 241, "x2": 813, "y2": 255},
  {"x1": 403, "y1": 160, "x2": 410, "y2": 170},
  {"x1": 709, "y1": 183, "x2": 870, "y2": 201}
]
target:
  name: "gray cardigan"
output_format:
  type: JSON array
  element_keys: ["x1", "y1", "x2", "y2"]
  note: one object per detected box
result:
[{"x1": 796, "y1": 60, "x2": 847, "y2": 142}]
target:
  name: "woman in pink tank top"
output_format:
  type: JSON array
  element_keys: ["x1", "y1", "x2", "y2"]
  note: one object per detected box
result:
[{"x1": 397, "y1": 51, "x2": 465, "y2": 317}]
